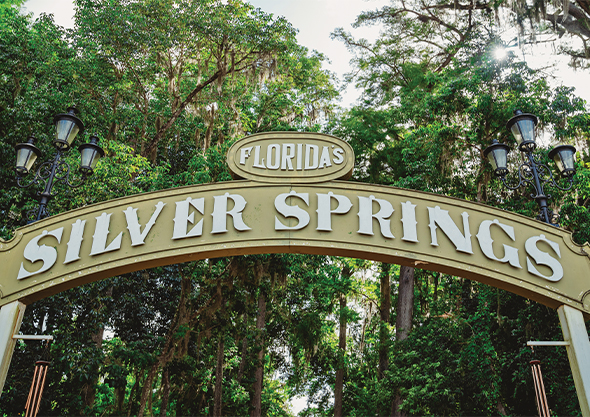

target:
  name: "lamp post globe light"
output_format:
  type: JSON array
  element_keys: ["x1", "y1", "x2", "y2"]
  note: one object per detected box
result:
[
  {"x1": 14, "y1": 107, "x2": 105, "y2": 222},
  {"x1": 484, "y1": 110, "x2": 576, "y2": 227}
]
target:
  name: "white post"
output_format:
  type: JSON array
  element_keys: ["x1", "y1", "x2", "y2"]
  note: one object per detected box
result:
[
  {"x1": 0, "y1": 301, "x2": 26, "y2": 398},
  {"x1": 558, "y1": 304, "x2": 590, "y2": 416}
]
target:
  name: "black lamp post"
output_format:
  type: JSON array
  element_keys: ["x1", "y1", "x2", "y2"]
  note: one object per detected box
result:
[
  {"x1": 484, "y1": 110, "x2": 576, "y2": 227},
  {"x1": 15, "y1": 107, "x2": 104, "y2": 222}
]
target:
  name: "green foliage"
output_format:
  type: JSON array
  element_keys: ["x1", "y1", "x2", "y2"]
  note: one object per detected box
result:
[
  {"x1": 2, "y1": 0, "x2": 590, "y2": 416},
  {"x1": 327, "y1": 1, "x2": 590, "y2": 414},
  {"x1": 0, "y1": 1, "x2": 340, "y2": 415}
]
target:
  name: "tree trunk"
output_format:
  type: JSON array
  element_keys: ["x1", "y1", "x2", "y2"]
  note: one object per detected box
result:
[
  {"x1": 392, "y1": 392, "x2": 405, "y2": 417},
  {"x1": 81, "y1": 285, "x2": 113, "y2": 414},
  {"x1": 137, "y1": 273, "x2": 196, "y2": 416},
  {"x1": 237, "y1": 313, "x2": 249, "y2": 384},
  {"x1": 396, "y1": 266, "x2": 414, "y2": 341},
  {"x1": 80, "y1": 324, "x2": 104, "y2": 413},
  {"x1": 497, "y1": 399, "x2": 508, "y2": 415},
  {"x1": 203, "y1": 120, "x2": 214, "y2": 151},
  {"x1": 127, "y1": 371, "x2": 142, "y2": 417},
  {"x1": 143, "y1": 69, "x2": 223, "y2": 157},
  {"x1": 160, "y1": 368, "x2": 170, "y2": 417},
  {"x1": 137, "y1": 364, "x2": 158, "y2": 417},
  {"x1": 379, "y1": 263, "x2": 391, "y2": 381},
  {"x1": 334, "y1": 293, "x2": 347, "y2": 417},
  {"x1": 433, "y1": 273, "x2": 439, "y2": 305},
  {"x1": 116, "y1": 386, "x2": 125, "y2": 415},
  {"x1": 250, "y1": 291, "x2": 267, "y2": 417},
  {"x1": 213, "y1": 335, "x2": 225, "y2": 417},
  {"x1": 196, "y1": 389, "x2": 206, "y2": 416},
  {"x1": 392, "y1": 265, "x2": 415, "y2": 417},
  {"x1": 148, "y1": 376, "x2": 154, "y2": 416}
]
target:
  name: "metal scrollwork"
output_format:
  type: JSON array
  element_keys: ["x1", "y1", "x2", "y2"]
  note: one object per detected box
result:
[
  {"x1": 485, "y1": 111, "x2": 577, "y2": 228},
  {"x1": 17, "y1": 149, "x2": 89, "y2": 223},
  {"x1": 498, "y1": 151, "x2": 574, "y2": 227}
]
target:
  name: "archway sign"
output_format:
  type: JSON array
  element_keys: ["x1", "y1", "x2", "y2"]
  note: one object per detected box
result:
[{"x1": 1, "y1": 132, "x2": 590, "y2": 412}]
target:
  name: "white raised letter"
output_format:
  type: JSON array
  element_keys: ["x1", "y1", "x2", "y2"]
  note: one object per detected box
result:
[
  {"x1": 64, "y1": 219, "x2": 86, "y2": 264},
  {"x1": 428, "y1": 206, "x2": 473, "y2": 254},
  {"x1": 318, "y1": 146, "x2": 332, "y2": 169},
  {"x1": 211, "y1": 193, "x2": 251, "y2": 234},
  {"x1": 333, "y1": 147, "x2": 344, "y2": 164},
  {"x1": 476, "y1": 220, "x2": 521, "y2": 268},
  {"x1": 357, "y1": 195, "x2": 394, "y2": 238},
  {"x1": 316, "y1": 192, "x2": 353, "y2": 231},
  {"x1": 525, "y1": 234, "x2": 563, "y2": 282},
  {"x1": 123, "y1": 202, "x2": 166, "y2": 246},
  {"x1": 281, "y1": 144, "x2": 295, "y2": 170},
  {"x1": 275, "y1": 191, "x2": 310, "y2": 230},
  {"x1": 172, "y1": 197, "x2": 205, "y2": 239},
  {"x1": 18, "y1": 228, "x2": 64, "y2": 280},
  {"x1": 253, "y1": 146, "x2": 265, "y2": 168},
  {"x1": 90, "y1": 212, "x2": 123, "y2": 256},
  {"x1": 239, "y1": 147, "x2": 253, "y2": 165},
  {"x1": 401, "y1": 201, "x2": 418, "y2": 243},
  {"x1": 305, "y1": 144, "x2": 319, "y2": 170},
  {"x1": 266, "y1": 144, "x2": 280, "y2": 170}
]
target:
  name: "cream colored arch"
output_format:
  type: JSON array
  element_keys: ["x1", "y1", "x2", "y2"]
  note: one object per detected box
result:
[
  {"x1": 1, "y1": 180, "x2": 590, "y2": 413},
  {"x1": 1, "y1": 180, "x2": 589, "y2": 311}
]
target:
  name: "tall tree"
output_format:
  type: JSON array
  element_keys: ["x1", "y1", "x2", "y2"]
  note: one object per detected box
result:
[
  {"x1": 0, "y1": 1, "x2": 340, "y2": 415},
  {"x1": 392, "y1": 265, "x2": 414, "y2": 416},
  {"x1": 73, "y1": 0, "x2": 298, "y2": 160},
  {"x1": 331, "y1": 1, "x2": 590, "y2": 413},
  {"x1": 250, "y1": 262, "x2": 268, "y2": 417},
  {"x1": 333, "y1": 265, "x2": 352, "y2": 417},
  {"x1": 3, "y1": 0, "x2": 590, "y2": 415},
  {"x1": 378, "y1": 263, "x2": 391, "y2": 381}
]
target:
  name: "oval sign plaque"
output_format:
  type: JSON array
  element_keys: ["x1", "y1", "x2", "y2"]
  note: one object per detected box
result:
[{"x1": 227, "y1": 132, "x2": 354, "y2": 183}]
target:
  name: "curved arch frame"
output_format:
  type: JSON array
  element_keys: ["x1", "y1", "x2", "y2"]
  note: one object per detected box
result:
[
  {"x1": 1, "y1": 179, "x2": 590, "y2": 412},
  {"x1": 1, "y1": 180, "x2": 589, "y2": 310}
]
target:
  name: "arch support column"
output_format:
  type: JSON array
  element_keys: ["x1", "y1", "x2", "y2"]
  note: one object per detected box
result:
[
  {"x1": 558, "y1": 304, "x2": 590, "y2": 416},
  {"x1": 0, "y1": 301, "x2": 25, "y2": 398}
]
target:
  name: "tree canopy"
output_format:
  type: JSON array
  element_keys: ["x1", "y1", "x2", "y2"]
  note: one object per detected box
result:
[{"x1": 1, "y1": 0, "x2": 590, "y2": 416}]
